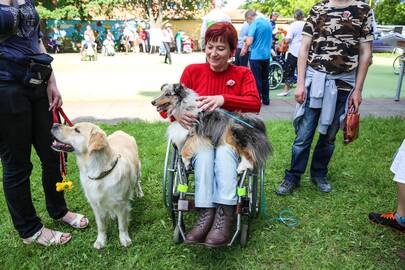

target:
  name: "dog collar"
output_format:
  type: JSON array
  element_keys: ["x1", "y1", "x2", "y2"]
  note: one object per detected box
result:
[{"x1": 88, "y1": 154, "x2": 121, "y2": 180}]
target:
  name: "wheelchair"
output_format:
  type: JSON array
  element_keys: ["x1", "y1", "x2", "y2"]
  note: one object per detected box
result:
[
  {"x1": 162, "y1": 139, "x2": 265, "y2": 247},
  {"x1": 269, "y1": 56, "x2": 284, "y2": 90}
]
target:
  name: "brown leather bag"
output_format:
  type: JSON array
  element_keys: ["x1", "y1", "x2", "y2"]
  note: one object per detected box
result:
[{"x1": 344, "y1": 110, "x2": 360, "y2": 144}]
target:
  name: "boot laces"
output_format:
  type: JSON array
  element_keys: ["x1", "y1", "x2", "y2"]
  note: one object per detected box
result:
[
  {"x1": 197, "y1": 210, "x2": 211, "y2": 228},
  {"x1": 213, "y1": 207, "x2": 226, "y2": 230}
]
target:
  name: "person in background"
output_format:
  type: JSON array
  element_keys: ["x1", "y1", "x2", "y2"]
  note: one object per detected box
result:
[
  {"x1": 175, "y1": 30, "x2": 183, "y2": 54},
  {"x1": 276, "y1": 0, "x2": 373, "y2": 195},
  {"x1": 162, "y1": 23, "x2": 174, "y2": 64},
  {"x1": 234, "y1": 21, "x2": 250, "y2": 67},
  {"x1": 0, "y1": 0, "x2": 88, "y2": 246},
  {"x1": 80, "y1": 24, "x2": 96, "y2": 55},
  {"x1": 369, "y1": 139, "x2": 405, "y2": 232},
  {"x1": 241, "y1": 9, "x2": 273, "y2": 106},
  {"x1": 277, "y1": 9, "x2": 305, "y2": 97},
  {"x1": 199, "y1": 0, "x2": 231, "y2": 50}
]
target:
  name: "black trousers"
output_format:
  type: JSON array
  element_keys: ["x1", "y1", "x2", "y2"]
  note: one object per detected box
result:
[
  {"x1": 0, "y1": 81, "x2": 67, "y2": 238},
  {"x1": 284, "y1": 53, "x2": 297, "y2": 85},
  {"x1": 249, "y1": 59, "x2": 270, "y2": 105},
  {"x1": 163, "y1": 42, "x2": 172, "y2": 64},
  {"x1": 234, "y1": 48, "x2": 249, "y2": 67}
]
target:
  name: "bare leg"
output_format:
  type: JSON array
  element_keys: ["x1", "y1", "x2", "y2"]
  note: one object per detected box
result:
[{"x1": 397, "y1": 182, "x2": 405, "y2": 216}]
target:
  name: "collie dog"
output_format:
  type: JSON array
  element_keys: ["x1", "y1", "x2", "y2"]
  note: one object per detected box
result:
[
  {"x1": 151, "y1": 83, "x2": 272, "y2": 173},
  {"x1": 51, "y1": 122, "x2": 144, "y2": 249}
]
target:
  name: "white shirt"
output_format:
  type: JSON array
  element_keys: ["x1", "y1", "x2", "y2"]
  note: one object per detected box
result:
[
  {"x1": 200, "y1": 9, "x2": 231, "y2": 48},
  {"x1": 285, "y1": 20, "x2": 305, "y2": 57},
  {"x1": 391, "y1": 139, "x2": 405, "y2": 183}
]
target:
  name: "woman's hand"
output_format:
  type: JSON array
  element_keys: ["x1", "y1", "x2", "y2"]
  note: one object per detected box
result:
[
  {"x1": 348, "y1": 89, "x2": 362, "y2": 113},
  {"x1": 177, "y1": 111, "x2": 197, "y2": 129},
  {"x1": 47, "y1": 82, "x2": 63, "y2": 111},
  {"x1": 196, "y1": 95, "x2": 224, "y2": 112}
]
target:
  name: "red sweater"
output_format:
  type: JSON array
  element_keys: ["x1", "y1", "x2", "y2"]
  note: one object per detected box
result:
[
  {"x1": 159, "y1": 63, "x2": 260, "y2": 119},
  {"x1": 180, "y1": 63, "x2": 261, "y2": 112}
]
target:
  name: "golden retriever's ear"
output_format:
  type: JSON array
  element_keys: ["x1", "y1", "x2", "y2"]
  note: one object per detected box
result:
[{"x1": 88, "y1": 131, "x2": 107, "y2": 154}]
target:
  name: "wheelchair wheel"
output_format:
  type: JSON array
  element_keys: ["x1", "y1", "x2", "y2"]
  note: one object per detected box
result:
[
  {"x1": 249, "y1": 168, "x2": 263, "y2": 218},
  {"x1": 240, "y1": 224, "x2": 249, "y2": 248},
  {"x1": 163, "y1": 141, "x2": 178, "y2": 213},
  {"x1": 269, "y1": 62, "x2": 283, "y2": 90}
]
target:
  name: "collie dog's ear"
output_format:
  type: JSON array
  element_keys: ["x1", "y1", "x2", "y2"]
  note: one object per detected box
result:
[
  {"x1": 160, "y1": 83, "x2": 168, "y2": 91},
  {"x1": 88, "y1": 130, "x2": 107, "y2": 154},
  {"x1": 173, "y1": 83, "x2": 187, "y2": 99}
]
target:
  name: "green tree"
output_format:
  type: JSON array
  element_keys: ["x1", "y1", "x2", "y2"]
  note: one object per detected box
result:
[
  {"x1": 36, "y1": 0, "x2": 211, "y2": 22},
  {"x1": 374, "y1": 0, "x2": 405, "y2": 25},
  {"x1": 37, "y1": 0, "x2": 125, "y2": 20},
  {"x1": 243, "y1": 0, "x2": 318, "y2": 17},
  {"x1": 127, "y1": 0, "x2": 211, "y2": 24}
]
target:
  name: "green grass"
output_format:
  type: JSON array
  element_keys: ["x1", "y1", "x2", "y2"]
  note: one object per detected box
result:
[{"x1": 0, "y1": 119, "x2": 404, "y2": 269}]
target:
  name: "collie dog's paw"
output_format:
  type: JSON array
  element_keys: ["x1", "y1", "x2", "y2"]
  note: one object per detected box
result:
[
  {"x1": 119, "y1": 233, "x2": 132, "y2": 247},
  {"x1": 182, "y1": 157, "x2": 192, "y2": 171},
  {"x1": 237, "y1": 160, "x2": 253, "y2": 174}
]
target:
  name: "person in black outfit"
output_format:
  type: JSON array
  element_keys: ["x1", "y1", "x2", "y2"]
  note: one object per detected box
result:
[{"x1": 0, "y1": 0, "x2": 88, "y2": 246}]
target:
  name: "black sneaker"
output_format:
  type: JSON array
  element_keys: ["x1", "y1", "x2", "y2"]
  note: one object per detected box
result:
[
  {"x1": 311, "y1": 177, "x2": 332, "y2": 193},
  {"x1": 276, "y1": 179, "x2": 299, "y2": 195},
  {"x1": 369, "y1": 212, "x2": 405, "y2": 232}
]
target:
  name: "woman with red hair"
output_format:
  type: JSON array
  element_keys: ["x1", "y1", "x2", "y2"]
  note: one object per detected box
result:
[{"x1": 162, "y1": 22, "x2": 260, "y2": 247}]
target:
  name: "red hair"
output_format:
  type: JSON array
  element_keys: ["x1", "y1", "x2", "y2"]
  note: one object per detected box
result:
[{"x1": 205, "y1": 22, "x2": 237, "y2": 53}]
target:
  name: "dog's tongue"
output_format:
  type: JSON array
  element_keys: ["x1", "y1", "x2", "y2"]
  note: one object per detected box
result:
[{"x1": 51, "y1": 140, "x2": 74, "y2": 152}]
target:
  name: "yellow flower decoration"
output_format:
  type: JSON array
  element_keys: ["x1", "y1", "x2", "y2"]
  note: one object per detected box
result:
[{"x1": 56, "y1": 174, "x2": 73, "y2": 192}]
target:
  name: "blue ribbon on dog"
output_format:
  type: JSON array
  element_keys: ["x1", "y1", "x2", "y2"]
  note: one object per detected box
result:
[{"x1": 216, "y1": 108, "x2": 255, "y2": 129}]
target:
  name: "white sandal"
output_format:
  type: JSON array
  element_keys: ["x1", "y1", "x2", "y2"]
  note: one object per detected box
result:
[
  {"x1": 22, "y1": 227, "x2": 71, "y2": 246},
  {"x1": 60, "y1": 212, "x2": 89, "y2": 229}
]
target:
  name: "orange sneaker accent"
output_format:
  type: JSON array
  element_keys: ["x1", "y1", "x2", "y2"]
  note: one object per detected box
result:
[{"x1": 381, "y1": 212, "x2": 396, "y2": 220}]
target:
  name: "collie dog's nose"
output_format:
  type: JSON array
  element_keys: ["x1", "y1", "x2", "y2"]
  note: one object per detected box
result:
[{"x1": 151, "y1": 100, "x2": 156, "y2": 106}]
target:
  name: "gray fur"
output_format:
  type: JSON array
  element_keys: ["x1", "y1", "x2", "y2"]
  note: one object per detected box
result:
[{"x1": 154, "y1": 83, "x2": 272, "y2": 168}]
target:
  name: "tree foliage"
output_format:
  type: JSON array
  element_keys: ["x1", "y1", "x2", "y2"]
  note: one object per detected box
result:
[
  {"x1": 373, "y1": 0, "x2": 405, "y2": 25},
  {"x1": 242, "y1": 0, "x2": 318, "y2": 17},
  {"x1": 127, "y1": 0, "x2": 211, "y2": 24},
  {"x1": 36, "y1": 0, "x2": 211, "y2": 22}
]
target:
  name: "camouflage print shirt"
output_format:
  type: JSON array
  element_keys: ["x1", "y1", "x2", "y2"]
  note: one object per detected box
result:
[{"x1": 303, "y1": 0, "x2": 374, "y2": 90}]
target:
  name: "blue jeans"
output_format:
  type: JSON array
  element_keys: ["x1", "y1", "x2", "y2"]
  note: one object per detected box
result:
[
  {"x1": 284, "y1": 89, "x2": 350, "y2": 184},
  {"x1": 192, "y1": 145, "x2": 238, "y2": 207},
  {"x1": 249, "y1": 59, "x2": 270, "y2": 105}
]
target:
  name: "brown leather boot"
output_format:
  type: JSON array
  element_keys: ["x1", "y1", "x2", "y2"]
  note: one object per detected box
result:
[
  {"x1": 185, "y1": 208, "x2": 215, "y2": 244},
  {"x1": 204, "y1": 204, "x2": 235, "y2": 247}
]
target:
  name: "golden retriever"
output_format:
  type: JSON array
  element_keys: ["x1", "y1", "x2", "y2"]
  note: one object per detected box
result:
[{"x1": 51, "y1": 122, "x2": 143, "y2": 249}]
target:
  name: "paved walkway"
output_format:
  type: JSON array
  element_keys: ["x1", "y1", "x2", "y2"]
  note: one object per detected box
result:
[
  {"x1": 50, "y1": 53, "x2": 404, "y2": 124},
  {"x1": 64, "y1": 98, "x2": 405, "y2": 124}
]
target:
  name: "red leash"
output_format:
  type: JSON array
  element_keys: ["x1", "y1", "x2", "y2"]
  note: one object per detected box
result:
[{"x1": 53, "y1": 108, "x2": 74, "y2": 192}]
